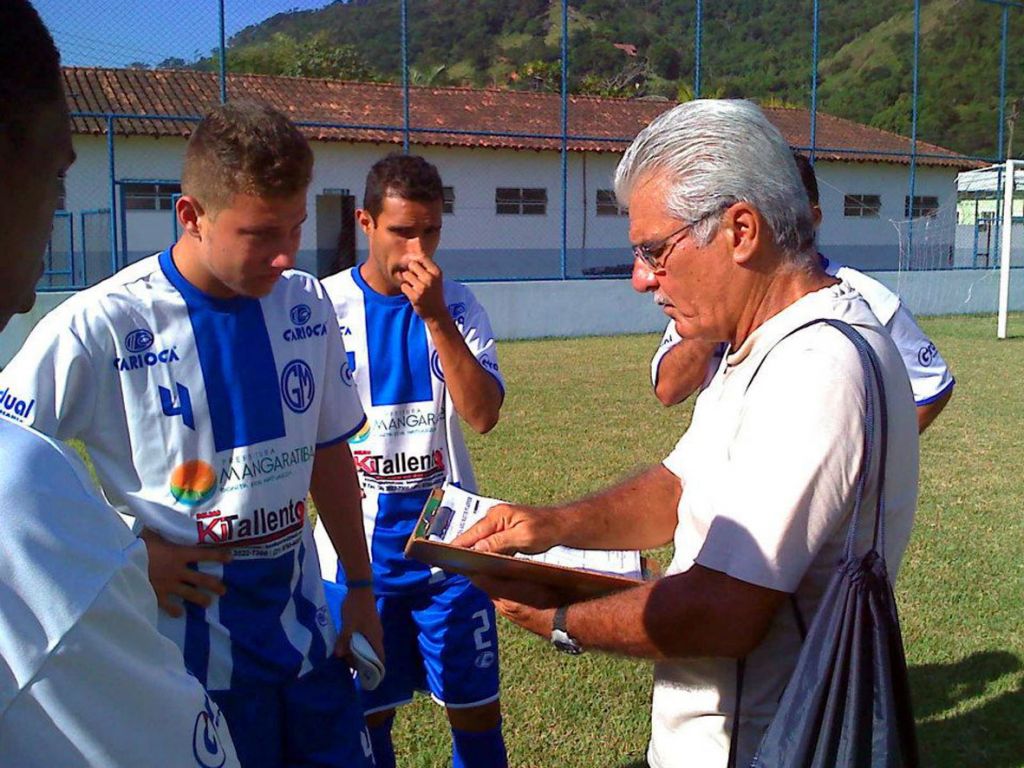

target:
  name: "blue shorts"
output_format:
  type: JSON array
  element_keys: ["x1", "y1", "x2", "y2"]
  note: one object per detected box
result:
[
  {"x1": 324, "y1": 575, "x2": 500, "y2": 714},
  {"x1": 209, "y1": 657, "x2": 374, "y2": 768}
]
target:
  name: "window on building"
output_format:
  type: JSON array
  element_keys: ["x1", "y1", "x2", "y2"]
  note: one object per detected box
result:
[
  {"x1": 123, "y1": 181, "x2": 181, "y2": 211},
  {"x1": 495, "y1": 187, "x2": 547, "y2": 215},
  {"x1": 905, "y1": 195, "x2": 940, "y2": 219},
  {"x1": 442, "y1": 186, "x2": 455, "y2": 214},
  {"x1": 843, "y1": 194, "x2": 881, "y2": 218},
  {"x1": 596, "y1": 189, "x2": 627, "y2": 216}
]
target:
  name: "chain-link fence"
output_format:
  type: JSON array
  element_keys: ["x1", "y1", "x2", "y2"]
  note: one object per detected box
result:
[{"x1": 37, "y1": 0, "x2": 1023, "y2": 308}]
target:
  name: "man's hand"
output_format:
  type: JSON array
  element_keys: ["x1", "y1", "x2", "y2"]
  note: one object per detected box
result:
[
  {"x1": 335, "y1": 587, "x2": 384, "y2": 666},
  {"x1": 451, "y1": 503, "x2": 564, "y2": 555},
  {"x1": 401, "y1": 257, "x2": 447, "y2": 322},
  {"x1": 470, "y1": 575, "x2": 561, "y2": 639},
  {"x1": 139, "y1": 527, "x2": 231, "y2": 617}
]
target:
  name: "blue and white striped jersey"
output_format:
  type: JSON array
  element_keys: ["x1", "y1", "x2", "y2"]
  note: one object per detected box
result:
[
  {"x1": 316, "y1": 266, "x2": 504, "y2": 594},
  {"x1": 0, "y1": 247, "x2": 366, "y2": 692}
]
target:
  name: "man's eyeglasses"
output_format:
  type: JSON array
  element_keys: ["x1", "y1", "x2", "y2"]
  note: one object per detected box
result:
[
  {"x1": 632, "y1": 223, "x2": 694, "y2": 272},
  {"x1": 631, "y1": 208, "x2": 722, "y2": 272}
]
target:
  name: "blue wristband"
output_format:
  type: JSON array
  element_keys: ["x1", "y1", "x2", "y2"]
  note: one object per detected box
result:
[{"x1": 346, "y1": 578, "x2": 374, "y2": 590}]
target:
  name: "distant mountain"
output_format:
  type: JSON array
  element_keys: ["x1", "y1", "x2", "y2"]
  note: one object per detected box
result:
[{"x1": 195, "y1": 0, "x2": 1022, "y2": 158}]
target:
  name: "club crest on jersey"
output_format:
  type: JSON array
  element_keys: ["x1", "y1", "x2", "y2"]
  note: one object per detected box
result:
[
  {"x1": 281, "y1": 359, "x2": 315, "y2": 413},
  {"x1": 0, "y1": 386, "x2": 34, "y2": 421},
  {"x1": 124, "y1": 328, "x2": 154, "y2": 353},
  {"x1": 284, "y1": 304, "x2": 328, "y2": 342}
]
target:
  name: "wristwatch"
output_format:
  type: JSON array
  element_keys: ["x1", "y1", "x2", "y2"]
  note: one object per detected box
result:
[{"x1": 550, "y1": 605, "x2": 583, "y2": 655}]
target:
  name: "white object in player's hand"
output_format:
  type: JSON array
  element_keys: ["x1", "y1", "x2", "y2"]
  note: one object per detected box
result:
[{"x1": 350, "y1": 632, "x2": 385, "y2": 691}]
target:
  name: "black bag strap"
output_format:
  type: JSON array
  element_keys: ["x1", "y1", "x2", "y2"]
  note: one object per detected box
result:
[{"x1": 745, "y1": 318, "x2": 890, "y2": 559}]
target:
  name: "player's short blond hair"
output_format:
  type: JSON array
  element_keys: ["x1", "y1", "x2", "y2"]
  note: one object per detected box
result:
[{"x1": 181, "y1": 101, "x2": 313, "y2": 215}]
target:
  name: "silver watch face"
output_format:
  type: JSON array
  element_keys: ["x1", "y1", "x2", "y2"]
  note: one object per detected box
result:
[{"x1": 551, "y1": 629, "x2": 583, "y2": 655}]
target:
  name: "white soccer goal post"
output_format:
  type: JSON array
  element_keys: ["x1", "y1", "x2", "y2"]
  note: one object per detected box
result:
[{"x1": 996, "y1": 159, "x2": 1022, "y2": 339}]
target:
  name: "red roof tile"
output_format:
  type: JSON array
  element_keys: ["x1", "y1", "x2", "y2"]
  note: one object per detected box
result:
[{"x1": 63, "y1": 66, "x2": 973, "y2": 168}]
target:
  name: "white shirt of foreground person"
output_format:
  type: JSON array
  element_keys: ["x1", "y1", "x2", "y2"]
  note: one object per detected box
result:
[
  {"x1": 0, "y1": 420, "x2": 238, "y2": 768},
  {"x1": 647, "y1": 282, "x2": 919, "y2": 768}
]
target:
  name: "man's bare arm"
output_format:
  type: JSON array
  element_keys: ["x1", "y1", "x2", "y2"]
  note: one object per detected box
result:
[
  {"x1": 425, "y1": 310, "x2": 503, "y2": 434},
  {"x1": 916, "y1": 387, "x2": 952, "y2": 434},
  {"x1": 480, "y1": 564, "x2": 787, "y2": 660},
  {"x1": 402, "y1": 257, "x2": 502, "y2": 433},
  {"x1": 453, "y1": 464, "x2": 681, "y2": 554},
  {"x1": 309, "y1": 440, "x2": 383, "y2": 660},
  {"x1": 653, "y1": 339, "x2": 721, "y2": 407}
]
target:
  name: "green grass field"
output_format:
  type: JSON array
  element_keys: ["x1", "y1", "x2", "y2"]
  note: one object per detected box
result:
[{"x1": 386, "y1": 314, "x2": 1024, "y2": 768}]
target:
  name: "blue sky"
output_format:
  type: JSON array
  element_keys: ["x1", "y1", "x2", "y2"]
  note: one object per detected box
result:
[{"x1": 36, "y1": 1, "x2": 337, "y2": 68}]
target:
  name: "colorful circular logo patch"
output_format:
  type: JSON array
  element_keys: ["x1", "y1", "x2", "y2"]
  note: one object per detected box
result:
[{"x1": 170, "y1": 460, "x2": 217, "y2": 506}]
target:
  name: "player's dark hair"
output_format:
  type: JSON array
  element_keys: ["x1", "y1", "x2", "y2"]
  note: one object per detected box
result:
[
  {"x1": 181, "y1": 100, "x2": 313, "y2": 213},
  {"x1": 792, "y1": 152, "x2": 820, "y2": 207},
  {"x1": 363, "y1": 153, "x2": 443, "y2": 218},
  {"x1": 0, "y1": 0, "x2": 64, "y2": 148}
]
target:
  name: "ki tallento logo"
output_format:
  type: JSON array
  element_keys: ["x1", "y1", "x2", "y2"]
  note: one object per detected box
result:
[{"x1": 281, "y1": 359, "x2": 315, "y2": 413}]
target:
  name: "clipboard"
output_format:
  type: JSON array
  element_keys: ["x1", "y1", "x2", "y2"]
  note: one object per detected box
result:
[{"x1": 404, "y1": 487, "x2": 651, "y2": 601}]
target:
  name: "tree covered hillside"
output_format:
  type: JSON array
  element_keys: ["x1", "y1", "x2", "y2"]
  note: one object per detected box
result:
[{"x1": 182, "y1": 0, "x2": 1022, "y2": 158}]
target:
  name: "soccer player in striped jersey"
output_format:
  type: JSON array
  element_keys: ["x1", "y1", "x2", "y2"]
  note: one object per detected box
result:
[
  {"x1": 647, "y1": 153, "x2": 954, "y2": 433},
  {"x1": 315, "y1": 154, "x2": 507, "y2": 768},
  {"x1": 0, "y1": 4, "x2": 239, "y2": 765},
  {"x1": 0, "y1": 101, "x2": 381, "y2": 768}
]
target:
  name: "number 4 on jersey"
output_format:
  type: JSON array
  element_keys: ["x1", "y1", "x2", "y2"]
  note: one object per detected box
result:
[{"x1": 160, "y1": 382, "x2": 195, "y2": 430}]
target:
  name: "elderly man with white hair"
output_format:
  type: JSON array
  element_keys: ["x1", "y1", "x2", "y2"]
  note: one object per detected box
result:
[{"x1": 455, "y1": 99, "x2": 920, "y2": 767}]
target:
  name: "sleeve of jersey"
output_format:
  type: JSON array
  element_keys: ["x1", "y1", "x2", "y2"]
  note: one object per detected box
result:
[
  {"x1": 0, "y1": 429, "x2": 240, "y2": 766},
  {"x1": 0, "y1": 540, "x2": 239, "y2": 767},
  {"x1": 0, "y1": 311, "x2": 97, "y2": 440},
  {"x1": 689, "y1": 331, "x2": 869, "y2": 593},
  {"x1": 650, "y1": 321, "x2": 682, "y2": 388},
  {"x1": 885, "y1": 304, "x2": 955, "y2": 405},
  {"x1": 460, "y1": 289, "x2": 505, "y2": 398},
  {"x1": 314, "y1": 294, "x2": 367, "y2": 448}
]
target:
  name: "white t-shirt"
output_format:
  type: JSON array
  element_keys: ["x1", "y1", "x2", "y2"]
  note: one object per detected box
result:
[
  {"x1": 647, "y1": 283, "x2": 919, "y2": 768},
  {"x1": 0, "y1": 419, "x2": 238, "y2": 767},
  {"x1": 651, "y1": 259, "x2": 955, "y2": 406},
  {"x1": 0, "y1": 248, "x2": 366, "y2": 692},
  {"x1": 315, "y1": 266, "x2": 504, "y2": 594}
]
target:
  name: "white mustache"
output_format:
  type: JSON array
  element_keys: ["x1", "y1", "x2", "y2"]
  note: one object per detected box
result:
[{"x1": 654, "y1": 292, "x2": 672, "y2": 307}]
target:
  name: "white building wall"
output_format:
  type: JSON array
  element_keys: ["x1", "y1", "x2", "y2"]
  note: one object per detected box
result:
[
  {"x1": 814, "y1": 162, "x2": 957, "y2": 270},
  {"x1": 54, "y1": 135, "x2": 960, "y2": 290}
]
